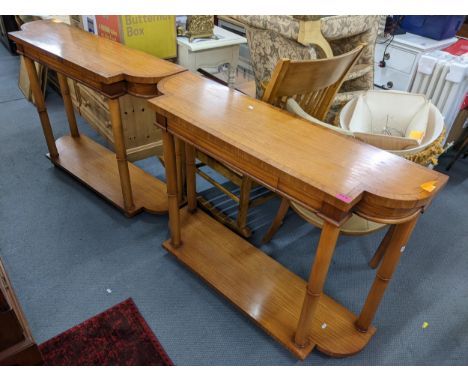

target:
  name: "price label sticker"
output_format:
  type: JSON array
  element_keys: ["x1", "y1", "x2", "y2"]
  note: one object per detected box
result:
[
  {"x1": 409, "y1": 130, "x2": 424, "y2": 140},
  {"x1": 420, "y1": 181, "x2": 436, "y2": 193},
  {"x1": 336, "y1": 193, "x2": 352, "y2": 203}
]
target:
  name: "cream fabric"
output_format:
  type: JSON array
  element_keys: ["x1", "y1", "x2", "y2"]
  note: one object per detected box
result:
[
  {"x1": 346, "y1": 91, "x2": 431, "y2": 150},
  {"x1": 340, "y1": 93, "x2": 445, "y2": 156},
  {"x1": 406, "y1": 102, "x2": 430, "y2": 140},
  {"x1": 291, "y1": 202, "x2": 386, "y2": 235},
  {"x1": 286, "y1": 99, "x2": 354, "y2": 136}
]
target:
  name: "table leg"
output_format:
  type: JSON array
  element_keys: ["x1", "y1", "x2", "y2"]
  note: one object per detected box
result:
[
  {"x1": 295, "y1": 220, "x2": 341, "y2": 348},
  {"x1": 227, "y1": 65, "x2": 237, "y2": 89},
  {"x1": 175, "y1": 138, "x2": 185, "y2": 204},
  {"x1": 57, "y1": 73, "x2": 79, "y2": 137},
  {"x1": 107, "y1": 98, "x2": 135, "y2": 213},
  {"x1": 185, "y1": 143, "x2": 197, "y2": 213},
  {"x1": 369, "y1": 225, "x2": 396, "y2": 269},
  {"x1": 355, "y1": 214, "x2": 420, "y2": 332},
  {"x1": 23, "y1": 56, "x2": 58, "y2": 160},
  {"x1": 162, "y1": 130, "x2": 181, "y2": 247},
  {"x1": 236, "y1": 177, "x2": 252, "y2": 236}
]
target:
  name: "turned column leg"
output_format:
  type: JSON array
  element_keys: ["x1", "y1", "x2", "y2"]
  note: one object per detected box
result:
[
  {"x1": 175, "y1": 138, "x2": 185, "y2": 204},
  {"x1": 236, "y1": 177, "x2": 252, "y2": 235},
  {"x1": 57, "y1": 73, "x2": 79, "y2": 137},
  {"x1": 356, "y1": 214, "x2": 420, "y2": 332},
  {"x1": 162, "y1": 129, "x2": 181, "y2": 247},
  {"x1": 369, "y1": 225, "x2": 396, "y2": 269},
  {"x1": 23, "y1": 56, "x2": 58, "y2": 160},
  {"x1": 185, "y1": 143, "x2": 197, "y2": 213},
  {"x1": 227, "y1": 65, "x2": 237, "y2": 89},
  {"x1": 108, "y1": 98, "x2": 135, "y2": 213},
  {"x1": 295, "y1": 220, "x2": 341, "y2": 348}
]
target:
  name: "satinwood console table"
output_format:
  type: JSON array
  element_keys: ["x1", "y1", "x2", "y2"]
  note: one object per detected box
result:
[
  {"x1": 148, "y1": 71, "x2": 448, "y2": 359},
  {"x1": 9, "y1": 20, "x2": 186, "y2": 216}
]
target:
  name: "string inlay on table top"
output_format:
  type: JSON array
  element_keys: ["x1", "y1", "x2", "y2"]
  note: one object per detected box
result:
[
  {"x1": 9, "y1": 20, "x2": 186, "y2": 98},
  {"x1": 149, "y1": 71, "x2": 448, "y2": 222}
]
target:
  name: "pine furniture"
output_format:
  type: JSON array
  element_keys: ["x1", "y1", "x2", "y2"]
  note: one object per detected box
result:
[
  {"x1": 148, "y1": 70, "x2": 448, "y2": 360},
  {"x1": 9, "y1": 20, "x2": 186, "y2": 216}
]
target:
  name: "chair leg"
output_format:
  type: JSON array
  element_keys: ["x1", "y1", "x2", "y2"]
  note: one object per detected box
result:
[
  {"x1": 446, "y1": 135, "x2": 468, "y2": 171},
  {"x1": 262, "y1": 198, "x2": 290, "y2": 243}
]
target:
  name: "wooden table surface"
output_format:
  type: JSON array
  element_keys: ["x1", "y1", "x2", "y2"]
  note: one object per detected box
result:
[
  {"x1": 8, "y1": 20, "x2": 186, "y2": 216},
  {"x1": 149, "y1": 71, "x2": 448, "y2": 224},
  {"x1": 9, "y1": 20, "x2": 186, "y2": 98}
]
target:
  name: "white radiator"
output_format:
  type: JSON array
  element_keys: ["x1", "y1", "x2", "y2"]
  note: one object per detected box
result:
[{"x1": 411, "y1": 50, "x2": 468, "y2": 140}]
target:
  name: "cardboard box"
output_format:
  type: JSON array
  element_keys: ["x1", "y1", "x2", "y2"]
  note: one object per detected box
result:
[
  {"x1": 121, "y1": 15, "x2": 177, "y2": 59},
  {"x1": 92, "y1": 15, "x2": 177, "y2": 59},
  {"x1": 95, "y1": 15, "x2": 121, "y2": 42}
]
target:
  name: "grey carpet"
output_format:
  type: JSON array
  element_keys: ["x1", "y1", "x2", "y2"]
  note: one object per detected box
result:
[{"x1": 0, "y1": 44, "x2": 467, "y2": 365}]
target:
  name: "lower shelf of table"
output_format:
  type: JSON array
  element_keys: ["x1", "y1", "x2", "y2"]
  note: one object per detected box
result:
[
  {"x1": 163, "y1": 207, "x2": 376, "y2": 360},
  {"x1": 48, "y1": 134, "x2": 168, "y2": 216}
]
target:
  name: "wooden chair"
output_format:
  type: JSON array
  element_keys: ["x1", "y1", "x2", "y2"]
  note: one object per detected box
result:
[
  {"x1": 262, "y1": 45, "x2": 365, "y2": 120},
  {"x1": 194, "y1": 150, "x2": 273, "y2": 237},
  {"x1": 261, "y1": 45, "x2": 392, "y2": 255}
]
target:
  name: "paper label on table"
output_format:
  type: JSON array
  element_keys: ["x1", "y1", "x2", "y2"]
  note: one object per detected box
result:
[
  {"x1": 420, "y1": 181, "x2": 436, "y2": 193},
  {"x1": 336, "y1": 194, "x2": 353, "y2": 203}
]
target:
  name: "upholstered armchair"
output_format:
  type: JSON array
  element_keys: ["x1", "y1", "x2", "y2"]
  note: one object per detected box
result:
[{"x1": 230, "y1": 15, "x2": 386, "y2": 121}]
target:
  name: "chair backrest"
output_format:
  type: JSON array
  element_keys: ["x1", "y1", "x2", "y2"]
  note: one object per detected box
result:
[{"x1": 262, "y1": 45, "x2": 365, "y2": 121}]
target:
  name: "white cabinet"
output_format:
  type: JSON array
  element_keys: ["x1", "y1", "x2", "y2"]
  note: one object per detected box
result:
[
  {"x1": 374, "y1": 33, "x2": 457, "y2": 91},
  {"x1": 177, "y1": 26, "x2": 247, "y2": 88}
]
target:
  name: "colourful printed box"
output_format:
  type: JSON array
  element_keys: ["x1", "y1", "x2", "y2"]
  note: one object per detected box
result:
[
  {"x1": 92, "y1": 15, "x2": 177, "y2": 59},
  {"x1": 120, "y1": 15, "x2": 177, "y2": 59},
  {"x1": 95, "y1": 15, "x2": 121, "y2": 42}
]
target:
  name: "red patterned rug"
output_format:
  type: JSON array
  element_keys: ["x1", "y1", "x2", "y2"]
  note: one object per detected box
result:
[{"x1": 39, "y1": 298, "x2": 173, "y2": 366}]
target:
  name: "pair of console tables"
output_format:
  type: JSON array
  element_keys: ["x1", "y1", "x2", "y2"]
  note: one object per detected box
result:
[{"x1": 10, "y1": 20, "x2": 448, "y2": 360}]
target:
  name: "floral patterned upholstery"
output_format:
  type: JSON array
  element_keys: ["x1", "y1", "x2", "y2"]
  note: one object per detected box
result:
[
  {"x1": 245, "y1": 27, "x2": 318, "y2": 97},
  {"x1": 231, "y1": 15, "x2": 386, "y2": 122}
]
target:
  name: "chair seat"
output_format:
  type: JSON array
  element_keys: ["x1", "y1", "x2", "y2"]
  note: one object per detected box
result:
[{"x1": 290, "y1": 201, "x2": 386, "y2": 236}]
